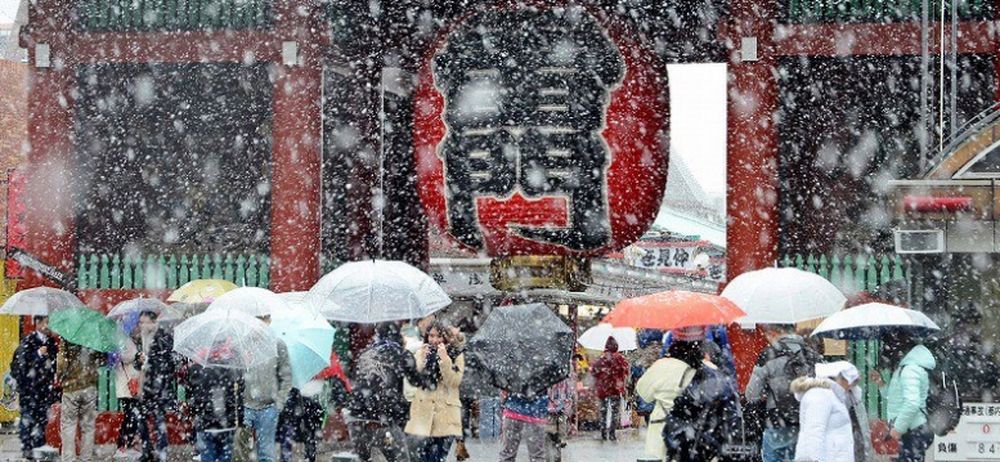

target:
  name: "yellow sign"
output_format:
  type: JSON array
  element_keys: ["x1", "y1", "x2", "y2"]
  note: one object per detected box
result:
[
  {"x1": 0, "y1": 262, "x2": 20, "y2": 422},
  {"x1": 489, "y1": 256, "x2": 591, "y2": 292}
]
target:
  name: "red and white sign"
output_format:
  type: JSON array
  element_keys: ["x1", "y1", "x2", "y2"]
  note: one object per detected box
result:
[{"x1": 414, "y1": 3, "x2": 669, "y2": 257}]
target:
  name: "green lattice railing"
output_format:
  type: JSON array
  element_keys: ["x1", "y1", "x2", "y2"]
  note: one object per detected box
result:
[
  {"x1": 77, "y1": 253, "x2": 270, "y2": 290},
  {"x1": 81, "y1": 252, "x2": 269, "y2": 410},
  {"x1": 785, "y1": 0, "x2": 992, "y2": 23},
  {"x1": 781, "y1": 253, "x2": 910, "y2": 418},
  {"x1": 76, "y1": 0, "x2": 273, "y2": 31}
]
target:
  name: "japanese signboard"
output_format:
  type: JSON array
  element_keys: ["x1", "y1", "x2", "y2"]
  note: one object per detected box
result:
[
  {"x1": 414, "y1": 4, "x2": 669, "y2": 257},
  {"x1": 935, "y1": 403, "x2": 1000, "y2": 460},
  {"x1": 623, "y1": 241, "x2": 726, "y2": 281}
]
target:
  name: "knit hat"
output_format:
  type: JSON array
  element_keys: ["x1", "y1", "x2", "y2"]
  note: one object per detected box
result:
[{"x1": 671, "y1": 326, "x2": 706, "y2": 342}]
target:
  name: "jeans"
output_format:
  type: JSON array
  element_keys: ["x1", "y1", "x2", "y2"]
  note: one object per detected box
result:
[
  {"x1": 899, "y1": 425, "x2": 933, "y2": 462},
  {"x1": 499, "y1": 417, "x2": 546, "y2": 462},
  {"x1": 348, "y1": 421, "x2": 410, "y2": 462},
  {"x1": 244, "y1": 405, "x2": 279, "y2": 462},
  {"x1": 478, "y1": 398, "x2": 502, "y2": 440},
  {"x1": 197, "y1": 431, "x2": 234, "y2": 462},
  {"x1": 600, "y1": 397, "x2": 621, "y2": 437},
  {"x1": 416, "y1": 437, "x2": 453, "y2": 462},
  {"x1": 761, "y1": 427, "x2": 797, "y2": 462},
  {"x1": 19, "y1": 395, "x2": 48, "y2": 455},
  {"x1": 60, "y1": 387, "x2": 97, "y2": 462},
  {"x1": 138, "y1": 400, "x2": 168, "y2": 462}
]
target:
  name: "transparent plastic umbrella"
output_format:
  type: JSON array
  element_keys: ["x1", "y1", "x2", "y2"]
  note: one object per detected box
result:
[
  {"x1": 577, "y1": 323, "x2": 638, "y2": 351},
  {"x1": 206, "y1": 287, "x2": 287, "y2": 318},
  {"x1": 0, "y1": 287, "x2": 86, "y2": 316},
  {"x1": 722, "y1": 267, "x2": 846, "y2": 326},
  {"x1": 158, "y1": 302, "x2": 207, "y2": 325},
  {"x1": 271, "y1": 305, "x2": 334, "y2": 388},
  {"x1": 278, "y1": 291, "x2": 316, "y2": 313},
  {"x1": 306, "y1": 260, "x2": 451, "y2": 323},
  {"x1": 173, "y1": 309, "x2": 278, "y2": 369},
  {"x1": 106, "y1": 298, "x2": 182, "y2": 320}
]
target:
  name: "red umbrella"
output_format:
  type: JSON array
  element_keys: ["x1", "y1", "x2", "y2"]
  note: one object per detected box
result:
[{"x1": 603, "y1": 290, "x2": 746, "y2": 330}]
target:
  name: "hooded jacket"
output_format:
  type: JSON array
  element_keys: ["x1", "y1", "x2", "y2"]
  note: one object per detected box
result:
[
  {"x1": 591, "y1": 338, "x2": 630, "y2": 399},
  {"x1": 243, "y1": 339, "x2": 292, "y2": 411},
  {"x1": 791, "y1": 377, "x2": 854, "y2": 462},
  {"x1": 885, "y1": 344, "x2": 936, "y2": 434}
]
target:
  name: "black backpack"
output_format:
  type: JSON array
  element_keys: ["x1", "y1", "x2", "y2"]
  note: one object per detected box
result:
[
  {"x1": 662, "y1": 367, "x2": 742, "y2": 461},
  {"x1": 923, "y1": 365, "x2": 963, "y2": 436},
  {"x1": 764, "y1": 342, "x2": 822, "y2": 428}
]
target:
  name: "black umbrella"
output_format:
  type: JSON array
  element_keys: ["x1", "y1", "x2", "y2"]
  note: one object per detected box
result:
[{"x1": 465, "y1": 303, "x2": 574, "y2": 396}]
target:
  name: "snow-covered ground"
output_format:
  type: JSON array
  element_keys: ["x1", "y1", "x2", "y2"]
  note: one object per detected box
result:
[{"x1": 0, "y1": 429, "x2": 648, "y2": 461}]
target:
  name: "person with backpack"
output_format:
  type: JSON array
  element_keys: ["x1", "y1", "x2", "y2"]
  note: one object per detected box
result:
[
  {"x1": 629, "y1": 330, "x2": 663, "y2": 426},
  {"x1": 10, "y1": 316, "x2": 59, "y2": 460},
  {"x1": 639, "y1": 326, "x2": 741, "y2": 461},
  {"x1": 347, "y1": 322, "x2": 427, "y2": 462},
  {"x1": 791, "y1": 362, "x2": 859, "y2": 462},
  {"x1": 590, "y1": 337, "x2": 630, "y2": 441},
  {"x1": 635, "y1": 327, "x2": 703, "y2": 460},
  {"x1": 871, "y1": 332, "x2": 937, "y2": 462},
  {"x1": 745, "y1": 324, "x2": 822, "y2": 462}
]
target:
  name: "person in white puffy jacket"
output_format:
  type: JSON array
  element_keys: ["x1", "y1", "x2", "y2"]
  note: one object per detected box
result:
[{"x1": 791, "y1": 362, "x2": 859, "y2": 462}]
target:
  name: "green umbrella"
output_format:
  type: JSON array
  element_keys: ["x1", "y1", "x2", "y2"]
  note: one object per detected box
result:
[{"x1": 50, "y1": 307, "x2": 123, "y2": 352}]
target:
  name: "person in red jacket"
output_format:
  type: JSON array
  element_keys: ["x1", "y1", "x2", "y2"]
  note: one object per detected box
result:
[{"x1": 591, "y1": 337, "x2": 630, "y2": 441}]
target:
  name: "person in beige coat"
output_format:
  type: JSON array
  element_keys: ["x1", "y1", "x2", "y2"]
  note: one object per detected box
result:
[
  {"x1": 405, "y1": 322, "x2": 465, "y2": 462},
  {"x1": 635, "y1": 328, "x2": 704, "y2": 460}
]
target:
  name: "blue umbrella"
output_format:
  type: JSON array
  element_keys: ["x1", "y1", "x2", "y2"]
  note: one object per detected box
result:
[{"x1": 271, "y1": 305, "x2": 334, "y2": 388}]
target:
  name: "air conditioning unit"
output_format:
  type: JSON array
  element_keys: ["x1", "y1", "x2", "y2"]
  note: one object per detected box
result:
[{"x1": 894, "y1": 229, "x2": 945, "y2": 254}]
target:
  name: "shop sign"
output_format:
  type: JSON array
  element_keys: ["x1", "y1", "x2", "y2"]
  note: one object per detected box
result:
[
  {"x1": 414, "y1": 4, "x2": 669, "y2": 257},
  {"x1": 936, "y1": 403, "x2": 1000, "y2": 460}
]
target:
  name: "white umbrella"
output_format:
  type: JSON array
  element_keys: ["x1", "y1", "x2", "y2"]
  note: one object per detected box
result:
[
  {"x1": 306, "y1": 260, "x2": 451, "y2": 323},
  {"x1": 206, "y1": 287, "x2": 287, "y2": 318},
  {"x1": 0, "y1": 287, "x2": 86, "y2": 316},
  {"x1": 810, "y1": 303, "x2": 941, "y2": 340},
  {"x1": 578, "y1": 323, "x2": 638, "y2": 351},
  {"x1": 173, "y1": 309, "x2": 278, "y2": 369},
  {"x1": 722, "y1": 267, "x2": 846, "y2": 326},
  {"x1": 106, "y1": 298, "x2": 180, "y2": 319},
  {"x1": 278, "y1": 291, "x2": 313, "y2": 311}
]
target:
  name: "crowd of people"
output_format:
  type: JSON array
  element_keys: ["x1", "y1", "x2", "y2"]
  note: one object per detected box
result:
[{"x1": 8, "y1": 308, "x2": 946, "y2": 462}]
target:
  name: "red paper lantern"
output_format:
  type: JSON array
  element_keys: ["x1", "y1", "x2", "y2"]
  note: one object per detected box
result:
[{"x1": 414, "y1": 4, "x2": 669, "y2": 256}]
